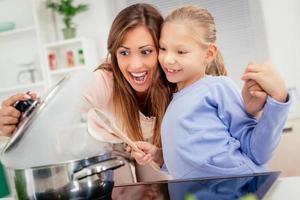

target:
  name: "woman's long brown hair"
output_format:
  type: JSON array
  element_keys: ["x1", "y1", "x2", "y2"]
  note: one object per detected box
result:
[{"x1": 97, "y1": 4, "x2": 174, "y2": 147}]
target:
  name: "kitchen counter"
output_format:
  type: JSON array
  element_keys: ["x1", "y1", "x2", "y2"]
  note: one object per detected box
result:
[
  {"x1": 263, "y1": 176, "x2": 300, "y2": 200},
  {"x1": 2, "y1": 172, "x2": 300, "y2": 200}
]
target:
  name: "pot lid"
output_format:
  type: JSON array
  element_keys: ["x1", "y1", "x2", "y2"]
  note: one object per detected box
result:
[
  {"x1": 2, "y1": 76, "x2": 68, "y2": 153},
  {"x1": 1, "y1": 71, "x2": 110, "y2": 169}
]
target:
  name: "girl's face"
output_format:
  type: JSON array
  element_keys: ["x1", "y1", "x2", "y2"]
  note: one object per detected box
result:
[
  {"x1": 116, "y1": 25, "x2": 158, "y2": 94},
  {"x1": 159, "y1": 22, "x2": 208, "y2": 90}
]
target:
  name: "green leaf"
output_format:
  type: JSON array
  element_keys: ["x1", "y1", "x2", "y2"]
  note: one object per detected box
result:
[{"x1": 45, "y1": 0, "x2": 89, "y2": 28}]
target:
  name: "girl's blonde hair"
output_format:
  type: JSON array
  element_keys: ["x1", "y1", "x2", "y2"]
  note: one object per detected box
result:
[
  {"x1": 96, "y1": 4, "x2": 174, "y2": 147},
  {"x1": 165, "y1": 6, "x2": 227, "y2": 76}
]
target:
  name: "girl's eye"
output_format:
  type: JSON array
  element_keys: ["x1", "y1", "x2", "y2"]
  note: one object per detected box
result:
[
  {"x1": 141, "y1": 49, "x2": 153, "y2": 55},
  {"x1": 178, "y1": 50, "x2": 187, "y2": 54},
  {"x1": 159, "y1": 47, "x2": 166, "y2": 51},
  {"x1": 119, "y1": 50, "x2": 129, "y2": 56}
]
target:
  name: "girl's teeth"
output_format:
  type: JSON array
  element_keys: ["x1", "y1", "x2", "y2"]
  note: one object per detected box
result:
[{"x1": 166, "y1": 68, "x2": 179, "y2": 73}]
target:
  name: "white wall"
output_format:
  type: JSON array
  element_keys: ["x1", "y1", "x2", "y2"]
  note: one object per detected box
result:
[
  {"x1": 260, "y1": 0, "x2": 300, "y2": 87},
  {"x1": 260, "y1": 0, "x2": 300, "y2": 117}
]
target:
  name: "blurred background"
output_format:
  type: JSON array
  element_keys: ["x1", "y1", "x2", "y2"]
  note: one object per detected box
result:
[
  {"x1": 0, "y1": 0, "x2": 300, "y2": 196},
  {"x1": 0, "y1": 0, "x2": 299, "y2": 114}
]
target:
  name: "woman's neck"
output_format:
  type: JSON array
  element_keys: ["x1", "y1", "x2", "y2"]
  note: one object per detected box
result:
[{"x1": 136, "y1": 91, "x2": 151, "y2": 117}]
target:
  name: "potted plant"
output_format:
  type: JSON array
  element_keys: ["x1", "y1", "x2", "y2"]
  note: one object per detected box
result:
[{"x1": 46, "y1": 0, "x2": 89, "y2": 39}]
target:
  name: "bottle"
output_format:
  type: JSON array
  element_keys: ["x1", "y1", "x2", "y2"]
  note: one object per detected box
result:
[
  {"x1": 0, "y1": 163, "x2": 10, "y2": 198},
  {"x1": 48, "y1": 52, "x2": 57, "y2": 70},
  {"x1": 78, "y1": 49, "x2": 85, "y2": 65},
  {"x1": 66, "y1": 50, "x2": 75, "y2": 67}
]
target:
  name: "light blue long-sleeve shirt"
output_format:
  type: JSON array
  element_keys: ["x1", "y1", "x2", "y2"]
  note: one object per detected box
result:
[{"x1": 161, "y1": 76, "x2": 291, "y2": 179}]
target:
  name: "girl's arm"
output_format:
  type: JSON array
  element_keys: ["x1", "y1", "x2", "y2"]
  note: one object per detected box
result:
[{"x1": 214, "y1": 77, "x2": 291, "y2": 165}]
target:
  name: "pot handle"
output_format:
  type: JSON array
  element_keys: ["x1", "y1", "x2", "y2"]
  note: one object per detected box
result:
[{"x1": 73, "y1": 157, "x2": 125, "y2": 180}]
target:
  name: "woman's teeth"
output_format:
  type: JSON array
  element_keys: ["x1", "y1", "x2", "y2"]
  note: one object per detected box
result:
[{"x1": 130, "y1": 71, "x2": 148, "y2": 84}]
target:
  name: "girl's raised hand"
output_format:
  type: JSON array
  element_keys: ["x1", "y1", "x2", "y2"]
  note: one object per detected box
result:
[{"x1": 242, "y1": 61, "x2": 288, "y2": 103}]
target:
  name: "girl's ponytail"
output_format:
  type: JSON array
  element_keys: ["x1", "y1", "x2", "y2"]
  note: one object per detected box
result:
[{"x1": 206, "y1": 51, "x2": 227, "y2": 76}]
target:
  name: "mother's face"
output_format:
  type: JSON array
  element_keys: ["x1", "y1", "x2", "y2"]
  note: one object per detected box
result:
[{"x1": 116, "y1": 25, "x2": 158, "y2": 94}]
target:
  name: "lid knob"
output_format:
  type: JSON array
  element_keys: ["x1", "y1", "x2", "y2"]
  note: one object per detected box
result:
[{"x1": 14, "y1": 99, "x2": 34, "y2": 113}]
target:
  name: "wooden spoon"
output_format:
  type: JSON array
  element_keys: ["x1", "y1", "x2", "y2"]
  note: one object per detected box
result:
[{"x1": 92, "y1": 107, "x2": 161, "y2": 171}]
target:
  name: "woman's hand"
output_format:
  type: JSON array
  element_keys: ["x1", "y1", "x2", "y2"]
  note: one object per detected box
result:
[
  {"x1": 0, "y1": 92, "x2": 37, "y2": 137},
  {"x1": 127, "y1": 141, "x2": 164, "y2": 167}
]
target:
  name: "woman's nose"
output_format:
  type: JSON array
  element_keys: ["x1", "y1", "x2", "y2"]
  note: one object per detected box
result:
[{"x1": 129, "y1": 54, "x2": 143, "y2": 68}]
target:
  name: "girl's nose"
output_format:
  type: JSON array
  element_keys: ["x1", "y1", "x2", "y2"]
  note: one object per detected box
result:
[{"x1": 163, "y1": 53, "x2": 176, "y2": 65}]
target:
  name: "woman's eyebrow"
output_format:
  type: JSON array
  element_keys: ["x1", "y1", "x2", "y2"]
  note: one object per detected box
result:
[
  {"x1": 139, "y1": 44, "x2": 154, "y2": 49},
  {"x1": 119, "y1": 45, "x2": 130, "y2": 49},
  {"x1": 119, "y1": 44, "x2": 154, "y2": 49}
]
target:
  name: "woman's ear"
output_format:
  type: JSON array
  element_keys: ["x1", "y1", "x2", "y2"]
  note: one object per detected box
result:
[{"x1": 206, "y1": 44, "x2": 218, "y2": 63}]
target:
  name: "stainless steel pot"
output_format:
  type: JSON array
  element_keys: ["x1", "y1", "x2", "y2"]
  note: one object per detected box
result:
[{"x1": 8, "y1": 153, "x2": 124, "y2": 200}]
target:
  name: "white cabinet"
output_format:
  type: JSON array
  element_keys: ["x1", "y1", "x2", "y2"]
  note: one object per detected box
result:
[{"x1": 0, "y1": 0, "x2": 99, "y2": 102}]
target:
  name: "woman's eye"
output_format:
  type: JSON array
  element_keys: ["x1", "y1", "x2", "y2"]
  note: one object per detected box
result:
[
  {"x1": 159, "y1": 47, "x2": 166, "y2": 51},
  {"x1": 119, "y1": 50, "x2": 129, "y2": 56},
  {"x1": 141, "y1": 49, "x2": 153, "y2": 55}
]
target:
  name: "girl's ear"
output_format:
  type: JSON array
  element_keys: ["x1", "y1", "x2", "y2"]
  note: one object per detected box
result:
[{"x1": 206, "y1": 44, "x2": 218, "y2": 63}]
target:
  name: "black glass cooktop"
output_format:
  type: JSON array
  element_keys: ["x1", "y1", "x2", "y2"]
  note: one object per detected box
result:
[{"x1": 112, "y1": 171, "x2": 280, "y2": 200}]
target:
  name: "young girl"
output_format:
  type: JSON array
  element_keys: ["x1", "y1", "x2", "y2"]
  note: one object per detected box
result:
[{"x1": 130, "y1": 6, "x2": 291, "y2": 179}]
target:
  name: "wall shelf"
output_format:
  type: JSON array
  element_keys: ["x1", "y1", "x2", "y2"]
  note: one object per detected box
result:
[
  {"x1": 45, "y1": 37, "x2": 86, "y2": 48},
  {"x1": 0, "y1": 82, "x2": 44, "y2": 94},
  {"x1": 44, "y1": 37, "x2": 98, "y2": 86},
  {"x1": 0, "y1": 26, "x2": 35, "y2": 38},
  {"x1": 50, "y1": 66, "x2": 85, "y2": 76}
]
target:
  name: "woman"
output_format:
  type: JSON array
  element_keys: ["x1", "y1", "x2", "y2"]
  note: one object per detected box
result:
[
  {"x1": 0, "y1": 4, "x2": 174, "y2": 184},
  {"x1": 81, "y1": 3, "x2": 175, "y2": 183}
]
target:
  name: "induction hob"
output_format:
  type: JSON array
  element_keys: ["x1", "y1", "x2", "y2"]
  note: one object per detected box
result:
[{"x1": 111, "y1": 171, "x2": 280, "y2": 200}]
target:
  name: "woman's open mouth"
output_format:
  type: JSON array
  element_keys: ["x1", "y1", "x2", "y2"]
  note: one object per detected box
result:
[{"x1": 129, "y1": 71, "x2": 148, "y2": 84}]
